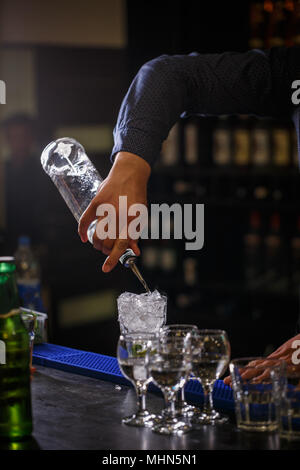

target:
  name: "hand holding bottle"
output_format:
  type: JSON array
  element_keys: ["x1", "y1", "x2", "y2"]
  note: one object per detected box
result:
[{"x1": 78, "y1": 151, "x2": 151, "y2": 273}]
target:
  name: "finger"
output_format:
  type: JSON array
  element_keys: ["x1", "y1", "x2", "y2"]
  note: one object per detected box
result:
[
  {"x1": 129, "y1": 239, "x2": 140, "y2": 256},
  {"x1": 102, "y1": 236, "x2": 129, "y2": 273},
  {"x1": 252, "y1": 369, "x2": 271, "y2": 383},
  {"x1": 78, "y1": 201, "x2": 98, "y2": 243},
  {"x1": 223, "y1": 375, "x2": 231, "y2": 386}
]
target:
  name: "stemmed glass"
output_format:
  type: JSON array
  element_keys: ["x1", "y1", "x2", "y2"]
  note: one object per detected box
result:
[
  {"x1": 148, "y1": 331, "x2": 193, "y2": 435},
  {"x1": 160, "y1": 324, "x2": 198, "y2": 417},
  {"x1": 191, "y1": 329, "x2": 230, "y2": 425},
  {"x1": 117, "y1": 332, "x2": 158, "y2": 427}
]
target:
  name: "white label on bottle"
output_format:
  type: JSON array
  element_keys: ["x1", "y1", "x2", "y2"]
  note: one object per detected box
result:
[
  {"x1": 273, "y1": 129, "x2": 290, "y2": 166},
  {"x1": 184, "y1": 123, "x2": 198, "y2": 165},
  {"x1": 161, "y1": 124, "x2": 179, "y2": 165},
  {"x1": 252, "y1": 129, "x2": 269, "y2": 165},
  {"x1": 0, "y1": 340, "x2": 6, "y2": 364},
  {"x1": 213, "y1": 129, "x2": 231, "y2": 165}
]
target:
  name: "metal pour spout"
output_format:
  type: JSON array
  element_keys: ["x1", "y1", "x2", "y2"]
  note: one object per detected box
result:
[{"x1": 127, "y1": 258, "x2": 151, "y2": 294}]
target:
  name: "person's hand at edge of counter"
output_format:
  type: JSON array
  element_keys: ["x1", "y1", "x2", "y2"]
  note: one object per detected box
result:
[
  {"x1": 78, "y1": 151, "x2": 151, "y2": 272},
  {"x1": 223, "y1": 333, "x2": 300, "y2": 386}
]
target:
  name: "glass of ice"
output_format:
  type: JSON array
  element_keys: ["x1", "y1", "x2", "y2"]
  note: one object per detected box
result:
[
  {"x1": 117, "y1": 332, "x2": 158, "y2": 427},
  {"x1": 117, "y1": 290, "x2": 167, "y2": 334}
]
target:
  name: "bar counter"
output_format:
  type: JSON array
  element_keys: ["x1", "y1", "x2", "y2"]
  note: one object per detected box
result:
[{"x1": 22, "y1": 364, "x2": 300, "y2": 450}]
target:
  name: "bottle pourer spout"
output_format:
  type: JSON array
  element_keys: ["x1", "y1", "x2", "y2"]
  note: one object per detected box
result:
[{"x1": 119, "y1": 249, "x2": 151, "y2": 293}]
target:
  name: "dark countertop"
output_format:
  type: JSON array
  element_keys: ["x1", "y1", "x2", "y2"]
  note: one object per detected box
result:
[{"x1": 11, "y1": 365, "x2": 296, "y2": 451}]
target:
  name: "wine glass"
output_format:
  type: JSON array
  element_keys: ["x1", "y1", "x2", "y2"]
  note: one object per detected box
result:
[
  {"x1": 191, "y1": 329, "x2": 230, "y2": 425},
  {"x1": 117, "y1": 332, "x2": 158, "y2": 427},
  {"x1": 160, "y1": 324, "x2": 198, "y2": 417},
  {"x1": 149, "y1": 331, "x2": 193, "y2": 435}
]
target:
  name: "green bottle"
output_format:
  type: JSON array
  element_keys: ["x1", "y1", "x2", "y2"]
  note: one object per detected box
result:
[{"x1": 0, "y1": 256, "x2": 33, "y2": 440}]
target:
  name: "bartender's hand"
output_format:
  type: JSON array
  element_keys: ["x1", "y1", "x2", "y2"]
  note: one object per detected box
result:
[
  {"x1": 223, "y1": 333, "x2": 300, "y2": 386},
  {"x1": 78, "y1": 151, "x2": 151, "y2": 272}
]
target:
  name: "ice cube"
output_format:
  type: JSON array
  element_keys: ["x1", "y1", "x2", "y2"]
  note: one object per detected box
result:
[{"x1": 117, "y1": 290, "x2": 167, "y2": 334}]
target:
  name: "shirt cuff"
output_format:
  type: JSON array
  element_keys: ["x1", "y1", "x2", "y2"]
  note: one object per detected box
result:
[{"x1": 110, "y1": 126, "x2": 162, "y2": 168}]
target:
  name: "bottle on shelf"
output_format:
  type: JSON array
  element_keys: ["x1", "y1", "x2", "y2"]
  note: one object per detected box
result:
[
  {"x1": 232, "y1": 116, "x2": 251, "y2": 166},
  {"x1": 272, "y1": 120, "x2": 291, "y2": 167},
  {"x1": 293, "y1": 0, "x2": 300, "y2": 45},
  {"x1": 0, "y1": 256, "x2": 33, "y2": 439},
  {"x1": 251, "y1": 118, "x2": 271, "y2": 167},
  {"x1": 183, "y1": 257, "x2": 198, "y2": 287},
  {"x1": 161, "y1": 123, "x2": 180, "y2": 167},
  {"x1": 212, "y1": 116, "x2": 232, "y2": 167},
  {"x1": 183, "y1": 119, "x2": 199, "y2": 166},
  {"x1": 267, "y1": 0, "x2": 287, "y2": 47},
  {"x1": 14, "y1": 236, "x2": 45, "y2": 312},
  {"x1": 249, "y1": 0, "x2": 266, "y2": 48}
]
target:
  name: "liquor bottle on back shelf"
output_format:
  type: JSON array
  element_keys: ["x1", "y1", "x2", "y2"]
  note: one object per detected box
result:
[
  {"x1": 183, "y1": 119, "x2": 199, "y2": 166},
  {"x1": 272, "y1": 120, "x2": 291, "y2": 167},
  {"x1": 251, "y1": 118, "x2": 271, "y2": 167},
  {"x1": 267, "y1": 0, "x2": 286, "y2": 47},
  {"x1": 212, "y1": 116, "x2": 232, "y2": 166},
  {"x1": 249, "y1": 0, "x2": 266, "y2": 48},
  {"x1": 0, "y1": 257, "x2": 32, "y2": 439},
  {"x1": 14, "y1": 236, "x2": 45, "y2": 312},
  {"x1": 161, "y1": 123, "x2": 180, "y2": 167},
  {"x1": 232, "y1": 116, "x2": 251, "y2": 167}
]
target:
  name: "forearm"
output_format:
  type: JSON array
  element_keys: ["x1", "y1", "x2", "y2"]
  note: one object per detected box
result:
[{"x1": 112, "y1": 48, "x2": 298, "y2": 168}]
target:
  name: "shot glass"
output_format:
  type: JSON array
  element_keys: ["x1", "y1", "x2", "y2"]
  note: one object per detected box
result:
[
  {"x1": 278, "y1": 366, "x2": 300, "y2": 440},
  {"x1": 229, "y1": 357, "x2": 285, "y2": 432}
]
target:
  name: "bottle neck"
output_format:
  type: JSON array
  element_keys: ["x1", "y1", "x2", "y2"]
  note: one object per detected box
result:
[{"x1": 0, "y1": 271, "x2": 20, "y2": 315}]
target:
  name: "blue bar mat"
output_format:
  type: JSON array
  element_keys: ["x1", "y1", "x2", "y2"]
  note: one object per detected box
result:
[{"x1": 33, "y1": 343, "x2": 234, "y2": 412}]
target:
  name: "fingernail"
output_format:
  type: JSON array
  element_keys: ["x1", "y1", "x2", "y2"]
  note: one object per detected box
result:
[{"x1": 102, "y1": 264, "x2": 110, "y2": 273}]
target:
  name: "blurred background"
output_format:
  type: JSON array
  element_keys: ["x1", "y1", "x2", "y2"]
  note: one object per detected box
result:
[{"x1": 0, "y1": 0, "x2": 299, "y2": 358}]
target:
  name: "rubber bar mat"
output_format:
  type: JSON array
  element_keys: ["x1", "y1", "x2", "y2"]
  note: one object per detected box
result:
[{"x1": 33, "y1": 343, "x2": 234, "y2": 412}]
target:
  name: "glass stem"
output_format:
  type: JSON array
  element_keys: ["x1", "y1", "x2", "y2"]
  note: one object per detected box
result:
[
  {"x1": 164, "y1": 391, "x2": 176, "y2": 419},
  {"x1": 135, "y1": 383, "x2": 147, "y2": 415},
  {"x1": 202, "y1": 382, "x2": 214, "y2": 416},
  {"x1": 180, "y1": 387, "x2": 185, "y2": 404}
]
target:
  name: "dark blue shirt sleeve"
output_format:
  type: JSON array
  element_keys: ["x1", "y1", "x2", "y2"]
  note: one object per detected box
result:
[{"x1": 111, "y1": 47, "x2": 300, "y2": 167}]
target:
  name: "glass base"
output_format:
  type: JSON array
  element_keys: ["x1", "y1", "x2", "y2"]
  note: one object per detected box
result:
[
  {"x1": 237, "y1": 422, "x2": 278, "y2": 433},
  {"x1": 176, "y1": 402, "x2": 196, "y2": 417},
  {"x1": 122, "y1": 410, "x2": 157, "y2": 427},
  {"x1": 152, "y1": 416, "x2": 192, "y2": 435},
  {"x1": 192, "y1": 409, "x2": 229, "y2": 425}
]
